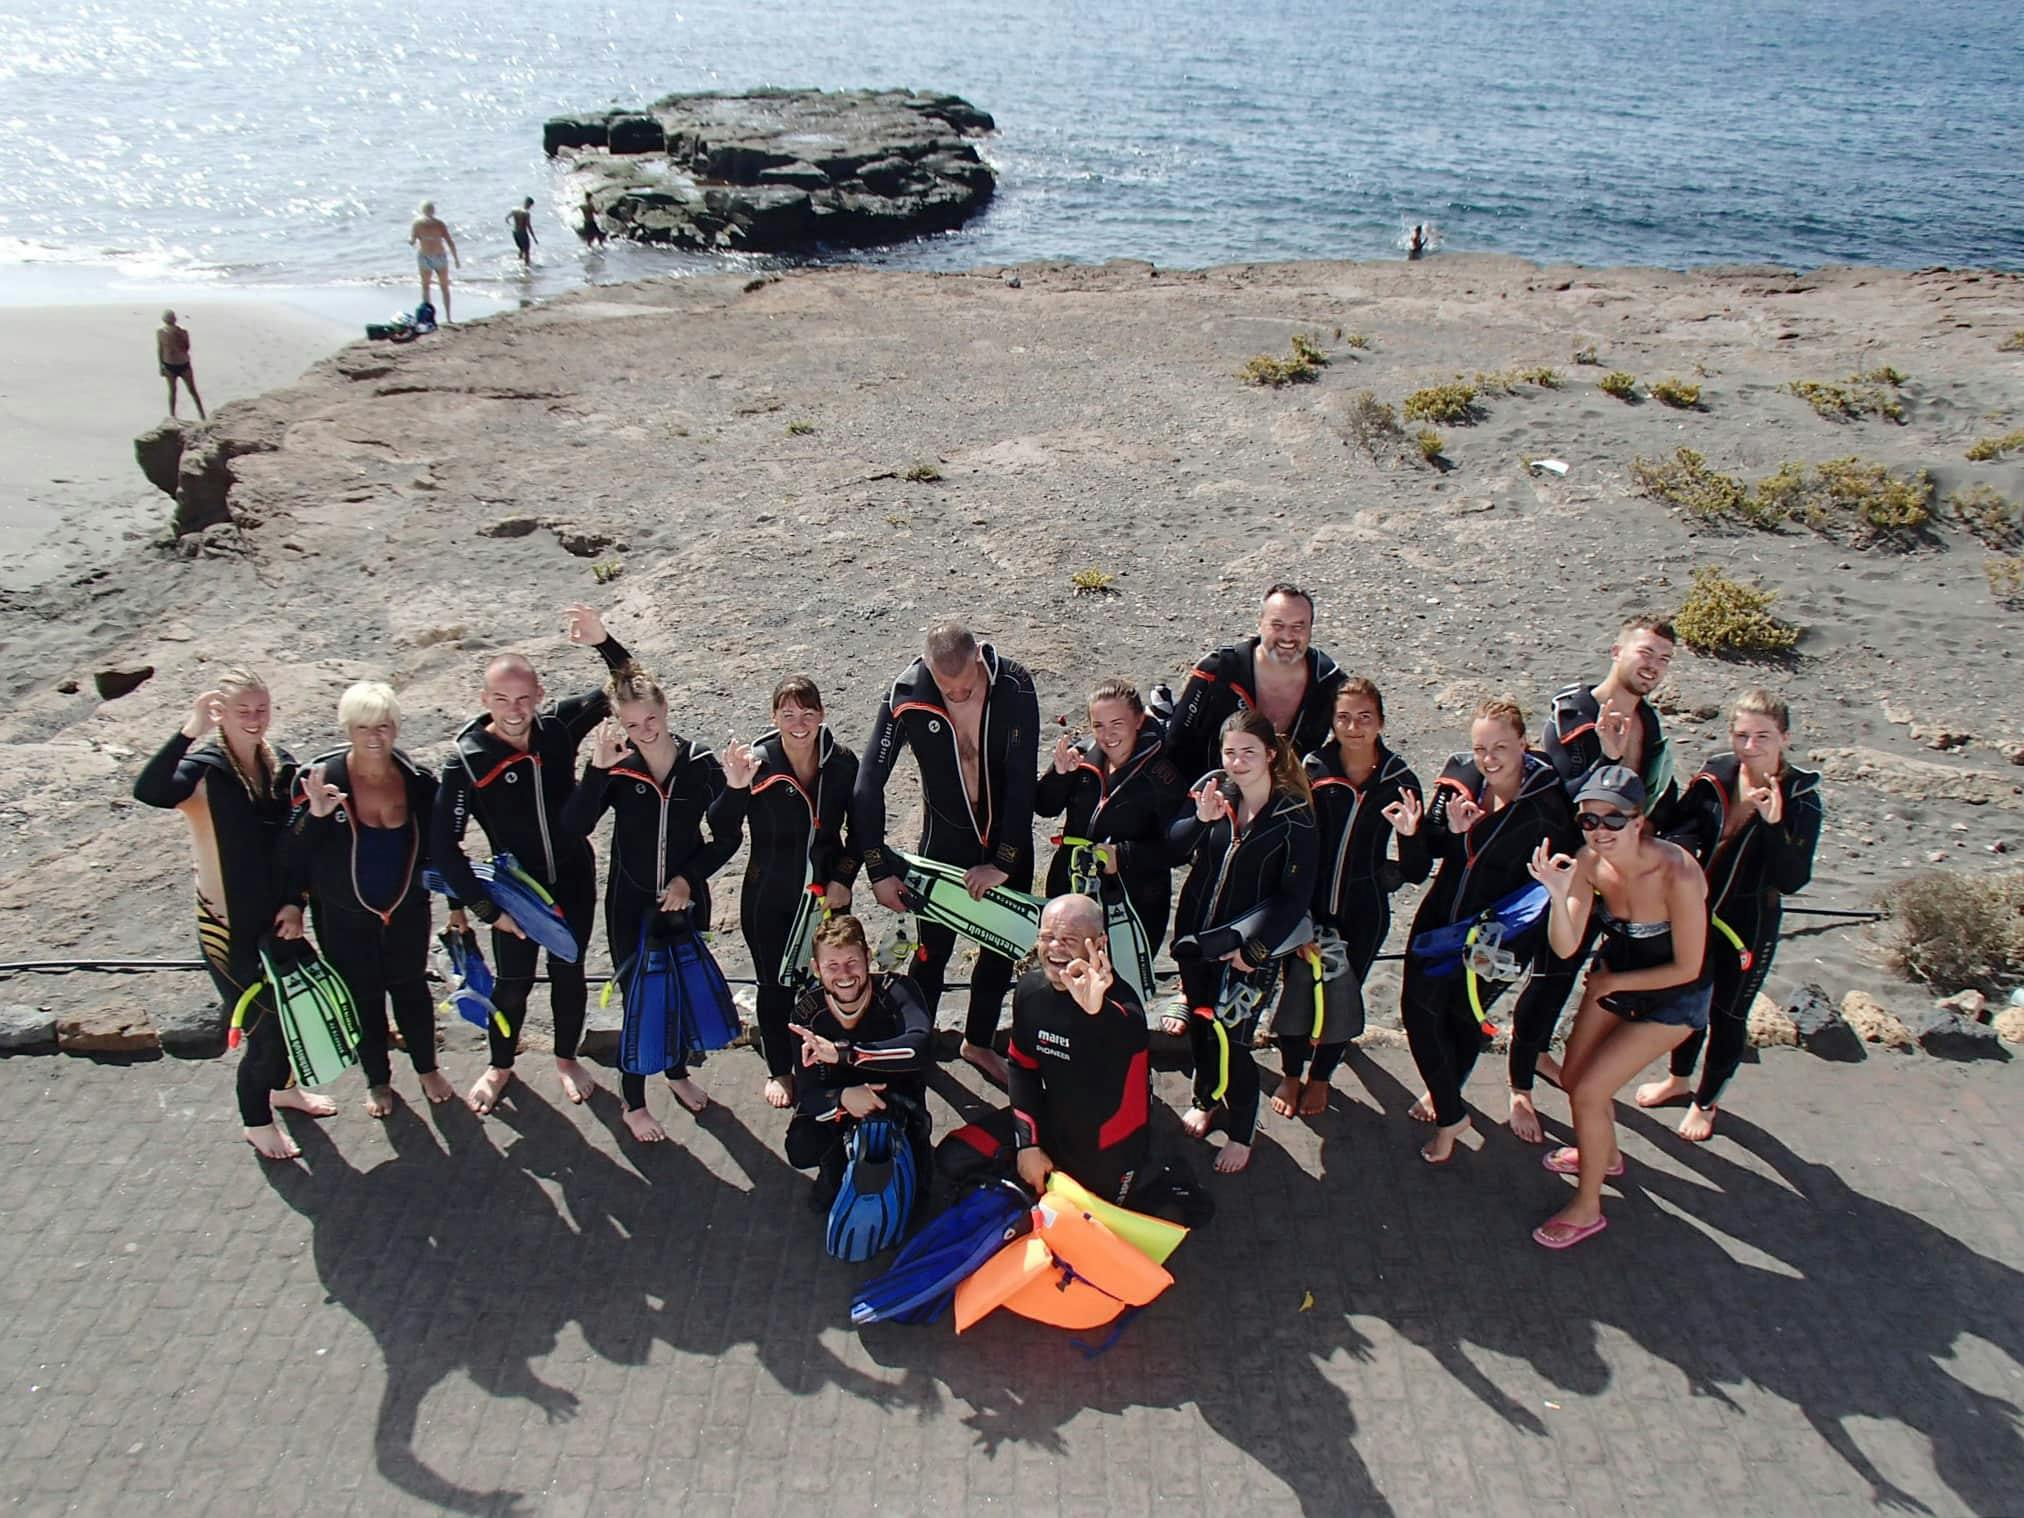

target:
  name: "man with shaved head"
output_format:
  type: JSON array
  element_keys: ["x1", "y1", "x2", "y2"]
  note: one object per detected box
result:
[
  {"x1": 1004, "y1": 894, "x2": 1152, "y2": 1204},
  {"x1": 431, "y1": 604, "x2": 632, "y2": 1115}
]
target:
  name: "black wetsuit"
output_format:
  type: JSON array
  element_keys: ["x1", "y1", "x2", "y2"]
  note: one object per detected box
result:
[
  {"x1": 1164, "y1": 638, "x2": 1345, "y2": 783},
  {"x1": 1275, "y1": 739, "x2": 1431, "y2": 1084},
  {"x1": 283, "y1": 749, "x2": 438, "y2": 1090},
  {"x1": 1661, "y1": 754, "x2": 1823, "y2": 1107},
  {"x1": 1007, "y1": 970, "x2": 1151, "y2": 1204},
  {"x1": 1403, "y1": 753, "x2": 1575, "y2": 1129},
  {"x1": 1034, "y1": 726, "x2": 1187, "y2": 955},
  {"x1": 1168, "y1": 783, "x2": 1318, "y2": 1146},
  {"x1": 785, "y1": 976, "x2": 933, "y2": 1192},
  {"x1": 560, "y1": 736, "x2": 735, "y2": 1108},
  {"x1": 430, "y1": 635, "x2": 631, "y2": 1070},
  {"x1": 706, "y1": 727, "x2": 860, "y2": 1082},
  {"x1": 133, "y1": 731, "x2": 300, "y2": 1126},
  {"x1": 1506, "y1": 682, "x2": 1676, "y2": 1093},
  {"x1": 853, "y1": 646, "x2": 1040, "y2": 1047}
]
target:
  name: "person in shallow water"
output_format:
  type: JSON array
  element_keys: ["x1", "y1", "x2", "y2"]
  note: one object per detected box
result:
[
  {"x1": 132, "y1": 670, "x2": 329, "y2": 1160},
  {"x1": 1526, "y1": 765, "x2": 1709, "y2": 1249},
  {"x1": 408, "y1": 200, "x2": 460, "y2": 321},
  {"x1": 286, "y1": 682, "x2": 451, "y2": 1117},
  {"x1": 505, "y1": 196, "x2": 537, "y2": 267}
]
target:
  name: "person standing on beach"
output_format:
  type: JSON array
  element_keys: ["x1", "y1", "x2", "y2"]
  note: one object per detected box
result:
[
  {"x1": 506, "y1": 197, "x2": 537, "y2": 267},
  {"x1": 1504, "y1": 615, "x2": 1678, "y2": 1144},
  {"x1": 853, "y1": 620, "x2": 1040, "y2": 1086},
  {"x1": 408, "y1": 201, "x2": 459, "y2": 321},
  {"x1": 156, "y1": 311, "x2": 205, "y2": 420},
  {"x1": 431, "y1": 605, "x2": 634, "y2": 1116},
  {"x1": 1164, "y1": 583, "x2": 1345, "y2": 782}
]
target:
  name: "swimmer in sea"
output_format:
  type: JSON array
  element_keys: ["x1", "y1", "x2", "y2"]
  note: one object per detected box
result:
[
  {"x1": 409, "y1": 201, "x2": 460, "y2": 322},
  {"x1": 506, "y1": 197, "x2": 537, "y2": 267}
]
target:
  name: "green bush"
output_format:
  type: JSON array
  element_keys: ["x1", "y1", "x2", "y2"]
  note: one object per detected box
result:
[
  {"x1": 1753, "y1": 457, "x2": 1932, "y2": 544},
  {"x1": 1673, "y1": 567, "x2": 1802, "y2": 655},
  {"x1": 903, "y1": 460, "x2": 943, "y2": 483},
  {"x1": 1341, "y1": 389, "x2": 1404, "y2": 456},
  {"x1": 1650, "y1": 377, "x2": 1703, "y2": 410},
  {"x1": 1598, "y1": 370, "x2": 1638, "y2": 400},
  {"x1": 1881, "y1": 869, "x2": 2024, "y2": 993},
  {"x1": 1966, "y1": 428, "x2": 2024, "y2": 462},
  {"x1": 1241, "y1": 353, "x2": 1319, "y2": 387},
  {"x1": 1402, "y1": 380, "x2": 1480, "y2": 424},
  {"x1": 1520, "y1": 366, "x2": 1563, "y2": 389},
  {"x1": 1070, "y1": 566, "x2": 1117, "y2": 596},
  {"x1": 1630, "y1": 449, "x2": 1759, "y2": 523},
  {"x1": 1416, "y1": 429, "x2": 1445, "y2": 462},
  {"x1": 1998, "y1": 331, "x2": 2024, "y2": 353},
  {"x1": 1342, "y1": 332, "x2": 1372, "y2": 350},
  {"x1": 786, "y1": 420, "x2": 816, "y2": 435},
  {"x1": 1986, "y1": 555, "x2": 2024, "y2": 605},
  {"x1": 1290, "y1": 333, "x2": 1330, "y2": 368}
]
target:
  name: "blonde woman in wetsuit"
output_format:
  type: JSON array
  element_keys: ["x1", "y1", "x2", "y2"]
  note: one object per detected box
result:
[
  {"x1": 133, "y1": 670, "x2": 332, "y2": 1160},
  {"x1": 1526, "y1": 765, "x2": 1709, "y2": 1249}
]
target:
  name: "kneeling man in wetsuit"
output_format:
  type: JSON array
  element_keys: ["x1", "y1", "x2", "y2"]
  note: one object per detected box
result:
[{"x1": 1006, "y1": 894, "x2": 1152, "y2": 1205}]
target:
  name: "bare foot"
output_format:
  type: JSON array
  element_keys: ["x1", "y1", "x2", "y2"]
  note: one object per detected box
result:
[
  {"x1": 1182, "y1": 1106, "x2": 1216, "y2": 1140},
  {"x1": 1635, "y1": 1073, "x2": 1693, "y2": 1109},
  {"x1": 272, "y1": 1087, "x2": 337, "y2": 1118},
  {"x1": 1421, "y1": 1117, "x2": 1472, "y2": 1165},
  {"x1": 365, "y1": 1084, "x2": 396, "y2": 1120},
  {"x1": 556, "y1": 1058, "x2": 598, "y2": 1104},
  {"x1": 1508, "y1": 1090, "x2": 1545, "y2": 1145},
  {"x1": 1297, "y1": 1079, "x2": 1329, "y2": 1117},
  {"x1": 1677, "y1": 1102, "x2": 1717, "y2": 1142},
  {"x1": 1407, "y1": 1091, "x2": 1436, "y2": 1122},
  {"x1": 244, "y1": 1124, "x2": 301, "y2": 1160},
  {"x1": 763, "y1": 1075, "x2": 795, "y2": 1109},
  {"x1": 1159, "y1": 1012, "x2": 1190, "y2": 1039},
  {"x1": 668, "y1": 1076, "x2": 708, "y2": 1115},
  {"x1": 1269, "y1": 1076, "x2": 1300, "y2": 1117},
  {"x1": 623, "y1": 1107, "x2": 669, "y2": 1143},
  {"x1": 417, "y1": 1071, "x2": 455, "y2": 1104},
  {"x1": 1213, "y1": 1140, "x2": 1252, "y2": 1175},
  {"x1": 1534, "y1": 1053, "x2": 1564, "y2": 1089},
  {"x1": 467, "y1": 1066, "x2": 513, "y2": 1115},
  {"x1": 961, "y1": 1041, "x2": 1009, "y2": 1087}
]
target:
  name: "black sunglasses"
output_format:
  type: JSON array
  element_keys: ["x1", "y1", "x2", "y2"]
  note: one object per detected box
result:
[{"x1": 1578, "y1": 811, "x2": 1633, "y2": 832}]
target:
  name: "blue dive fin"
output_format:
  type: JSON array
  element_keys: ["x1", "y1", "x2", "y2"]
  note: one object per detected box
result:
[
  {"x1": 1409, "y1": 882, "x2": 1550, "y2": 974},
  {"x1": 851, "y1": 1180, "x2": 1034, "y2": 1327},
  {"x1": 618, "y1": 918, "x2": 683, "y2": 1076},
  {"x1": 826, "y1": 1115, "x2": 919, "y2": 1263},
  {"x1": 421, "y1": 853, "x2": 579, "y2": 963},
  {"x1": 667, "y1": 914, "x2": 739, "y2": 1055}
]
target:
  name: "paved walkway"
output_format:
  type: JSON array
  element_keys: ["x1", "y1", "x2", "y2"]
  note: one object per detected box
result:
[{"x1": 2, "y1": 1034, "x2": 2019, "y2": 1517}]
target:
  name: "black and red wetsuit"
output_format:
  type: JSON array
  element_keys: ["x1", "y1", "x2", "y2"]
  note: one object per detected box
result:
[
  {"x1": 1007, "y1": 969, "x2": 1151, "y2": 1204},
  {"x1": 1163, "y1": 637, "x2": 1344, "y2": 783}
]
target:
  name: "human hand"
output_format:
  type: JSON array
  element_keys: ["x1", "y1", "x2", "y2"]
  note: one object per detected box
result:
[
  {"x1": 1382, "y1": 789, "x2": 1422, "y2": 837},
  {"x1": 588, "y1": 718, "x2": 628, "y2": 770},
  {"x1": 495, "y1": 914, "x2": 528, "y2": 940},
  {"x1": 1597, "y1": 704, "x2": 1633, "y2": 762},
  {"x1": 871, "y1": 876, "x2": 908, "y2": 914},
  {"x1": 561, "y1": 604, "x2": 607, "y2": 645},
  {"x1": 1016, "y1": 1147, "x2": 1052, "y2": 1191},
  {"x1": 840, "y1": 1084, "x2": 887, "y2": 1118},
  {"x1": 1744, "y1": 781, "x2": 1782, "y2": 825},
  {"x1": 1446, "y1": 795, "x2": 1485, "y2": 834},
  {"x1": 964, "y1": 864, "x2": 1008, "y2": 900},
  {"x1": 302, "y1": 763, "x2": 347, "y2": 819},
  {"x1": 273, "y1": 904, "x2": 305, "y2": 940},
  {"x1": 719, "y1": 735, "x2": 760, "y2": 790},
  {"x1": 447, "y1": 908, "x2": 469, "y2": 933},
  {"x1": 1221, "y1": 948, "x2": 1256, "y2": 974},
  {"x1": 1051, "y1": 731, "x2": 1079, "y2": 775},
  {"x1": 1528, "y1": 838, "x2": 1579, "y2": 899},
  {"x1": 787, "y1": 1022, "x2": 841, "y2": 1066},
  {"x1": 1195, "y1": 781, "x2": 1235, "y2": 825},
  {"x1": 1063, "y1": 938, "x2": 1114, "y2": 1014},
  {"x1": 823, "y1": 881, "x2": 852, "y2": 912},
  {"x1": 657, "y1": 876, "x2": 693, "y2": 913},
  {"x1": 183, "y1": 690, "x2": 224, "y2": 740}
]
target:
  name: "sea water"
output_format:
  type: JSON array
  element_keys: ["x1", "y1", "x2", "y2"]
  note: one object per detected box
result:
[{"x1": 0, "y1": 0, "x2": 2018, "y2": 309}]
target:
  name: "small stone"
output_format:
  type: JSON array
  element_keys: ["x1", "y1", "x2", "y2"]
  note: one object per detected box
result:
[
  {"x1": 1934, "y1": 989, "x2": 1988, "y2": 1021},
  {"x1": 1785, "y1": 984, "x2": 1863, "y2": 1061},
  {"x1": 1925, "y1": 730, "x2": 1972, "y2": 751},
  {"x1": 1746, "y1": 992, "x2": 1797, "y2": 1048},
  {"x1": 153, "y1": 999, "x2": 231, "y2": 1059},
  {"x1": 1841, "y1": 991, "x2": 1913, "y2": 1050},
  {"x1": 57, "y1": 679, "x2": 79, "y2": 695},
  {"x1": 0, "y1": 1003, "x2": 57, "y2": 1052},
  {"x1": 56, "y1": 1005, "x2": 159, "y2": 1054},
  {"x1": 1005, "y1": 274, "x2": 1022, "y2": 289},
  {"x1": 1994, "y1": 1007, "x2": 2024, "y2": 1044},
  {"x1": 94, "y1": 666, "x2": 155, "y2": 702},
  {"x1": 478, "y1": 516, "x2": 542, "y2": 539},
  {"x1": 1907, "y1": 1007, "x2": 2002, "y2": 1060},
  {"x1": 2008, "y1": 745, "x2": 2024, "y2": 766}
]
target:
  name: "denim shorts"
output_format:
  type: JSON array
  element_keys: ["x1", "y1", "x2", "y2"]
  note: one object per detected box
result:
[{"x1": 1601, "y1": 981, "x2": 1712, "y2": 1031}]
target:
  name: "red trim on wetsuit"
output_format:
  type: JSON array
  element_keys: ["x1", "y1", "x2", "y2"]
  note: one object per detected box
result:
[
  {"x1": 472, "y1": 752, "x2": 536, "y2": 789},
  {"x1": 1095, "y1": 1047, "x2": 1150, "y2": 1150}
]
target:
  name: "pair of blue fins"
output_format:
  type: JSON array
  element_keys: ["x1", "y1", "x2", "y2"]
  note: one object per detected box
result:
[{"x1": 849, "y1": 1171, "x2": 1188, "y2": 1332}]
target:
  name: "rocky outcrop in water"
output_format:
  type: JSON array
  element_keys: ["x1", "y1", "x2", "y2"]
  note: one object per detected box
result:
[{"x1": 543, "y1": 88, "x2": 995, "y2": 253}]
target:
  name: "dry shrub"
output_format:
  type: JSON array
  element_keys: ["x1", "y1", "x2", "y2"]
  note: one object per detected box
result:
[
  {"x1": 1650, "y1": 377, "x2": 1703, "y2": 410},
  {"x1": 1987, "y1": 554, "x2": 2024, "y2": 605},
  {"x1": 1290, "y1": 333, "x2": 1330, "y2": 368},
  {"x1": 1753, "y1": 457, "x2": 1932, "y2": 545},
  {"x1": 1999, "y1": 331, "x2": 2024, "y2": 352},
  {"x1": 1416, "y1": 429, "x2": 1445, "y2": 462},
  {"x1": 1598, "y1": 370, "x2": 1638, "y2": 400},
  {"x1": 1572, "y1": 344, "x2": 1600, "y2": 366},
  {"x1": 1403, "y1": 380, "x2": 1480, "y2": 424},
  {"x1": 1241, "y1": 353, "x2": 1318, "y2": 387},
  {"x1": 1342, "y1": 389, "x2": 1405, "y2": 457},
  {"x1": 1881, "y1": 869, "x2": 2024, "y2": 993},
  {"x1": 1784, "y1": 367, "x2": 1907, "y2": 423},
  {"x1": 1673, "y1": 567, "x2": 1801, "y2": 655},
  {"x1": 1966, "y1": 428, "x2": 2024, "y2": 462},
  {"x1": 1949, "y1": 483, "x2": 2021, "y2": 549},
  {"x1": 1631, "y1": 449, "x2": 1763, "y2": 523}
]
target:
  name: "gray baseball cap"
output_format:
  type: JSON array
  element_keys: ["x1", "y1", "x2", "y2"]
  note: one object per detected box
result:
[{"x1": 1574, "y1": 764, "x2": 1646, "y2": 813}]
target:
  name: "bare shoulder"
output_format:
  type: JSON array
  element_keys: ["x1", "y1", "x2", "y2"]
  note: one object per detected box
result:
[{"x1": 1661, "y1": 839, "x2": 1707, "y2": 894}]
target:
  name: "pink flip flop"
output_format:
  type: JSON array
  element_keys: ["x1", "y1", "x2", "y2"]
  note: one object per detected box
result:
[
  {"x1": 1532, "y1": 1215, "x2": 1609, "y2": 1250},
  {"x1": 1541, "y1": 1146, "x2": 1624, "y2": 1178}
]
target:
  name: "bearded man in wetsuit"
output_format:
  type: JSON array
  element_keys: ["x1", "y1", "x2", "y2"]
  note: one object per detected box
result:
[
  {"x1": 1007, "y1": 894, "x2": 1152, "y2": 1205},
  {"x1": 854, "y1": 620, "x2": 1039, "y2": 1085},
  {"x1": 1165, "y1": 582, "x2": 1345, "y2": 781},
  {"x1": 1503, "y1": 613, "x2": 1679, "y2": 1143}
]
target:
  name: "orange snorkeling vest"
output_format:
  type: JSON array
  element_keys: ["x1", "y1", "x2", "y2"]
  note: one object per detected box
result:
[{"x1": 954, "y1": 1197, "x2": 1174, "y2": 1333}]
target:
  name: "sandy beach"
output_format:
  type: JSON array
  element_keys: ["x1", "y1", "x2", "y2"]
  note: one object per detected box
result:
[
  {"x1": 0, "y1": 299, "x2": 354, "y2": 588},
  {"x1": 1, "y1": 255, "x2": 2020, "y2": 1043}
]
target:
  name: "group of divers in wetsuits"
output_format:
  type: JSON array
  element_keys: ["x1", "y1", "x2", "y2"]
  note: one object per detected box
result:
[{"x1": 136, "y1": 584, "x2": 1822, "y2": 1251}]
